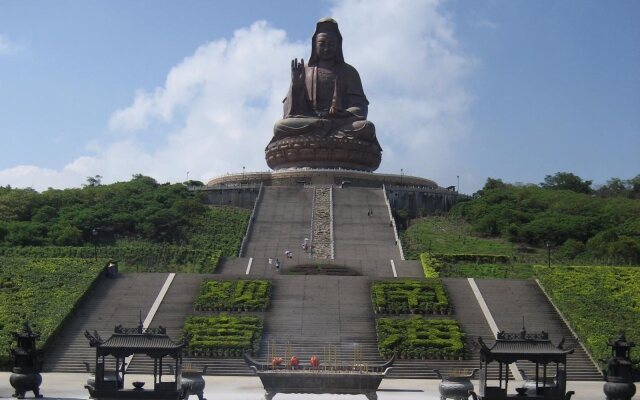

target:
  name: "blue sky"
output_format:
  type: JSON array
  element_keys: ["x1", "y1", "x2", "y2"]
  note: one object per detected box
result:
[{"x1": 0, "y1": 0, "x2": 638, "y2": 193}]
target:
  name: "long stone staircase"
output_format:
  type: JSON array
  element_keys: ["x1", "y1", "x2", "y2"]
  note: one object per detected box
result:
[
  {"x1": 42, "y1": 273, "x2": 169, "y2": 372},
  {"x1": 333, "y1": 187, "x2": 400, "y2": 262},
  {"x1": 476, "y1": 279, "x2": 601, "y2": 381},
  {"x1": 124, "y1": 273, "x2": 256, "y2": 376},
  {"x1": 257, "y1": 276, "x2": 381, "y2": 364},
  {"x1": 241, "y1": 186, "x2": 312, "y2": 261}
]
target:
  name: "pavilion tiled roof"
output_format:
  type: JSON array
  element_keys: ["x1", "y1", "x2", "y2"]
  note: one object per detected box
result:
[
  {"x1": 100, "y1": 333, "x2": 183, "y2": 350},
  {"x1": 86, "y1": 325, "x2": 184, "y2": 358},
  {"x1": 478, "y1": 329, "x2": 574, "y2": 364}
]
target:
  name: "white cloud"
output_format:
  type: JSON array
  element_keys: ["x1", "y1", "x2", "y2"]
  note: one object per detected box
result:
[
  {"x1": 331, "y1": 0, "x2": 474, "y2": 181},
  {"x1": 0, "y1": 0, "x2": 474, "y2": 191}
]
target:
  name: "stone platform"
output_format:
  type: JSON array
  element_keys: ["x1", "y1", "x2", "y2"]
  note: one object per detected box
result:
[
  {"x1": 265, "y1": 135, "x2": 382, "y2": 172},
  {"x1": 206, "y1": 168, "x2": 438, "y2": 189}
]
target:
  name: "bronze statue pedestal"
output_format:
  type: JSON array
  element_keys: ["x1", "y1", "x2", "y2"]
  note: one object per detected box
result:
[{"x1": 265, "y1": 135, "x2": 381, "y2": 172}]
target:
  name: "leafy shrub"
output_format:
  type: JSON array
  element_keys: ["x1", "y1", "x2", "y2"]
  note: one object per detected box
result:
[
  {"x1": 186, "y1": 207, "x2": 250, "y2": 257},
  {"x1": 535, "y1": 266, "x2": 640, "y2": 373},
  {"x1": 0, "y1": 245, "x2": 221, "y2": 273},
  {"x1": 432, "y1": 253, "x2": 511, "y2": 264},
  {"x1": 0, "y1": 257, "x2": 102, "y2": 367},
  {"x1": 376, "y1": 317, "x2": 465, "y2": 359},
  {"x1": 402, "y1": 216, "x2": 512, "y2": 260},
  {"x1": 372, "y1": 279, "x2": 451, "y2": 314},
  {"x1": 556, "y1": 239, "x2": 586, "y2": 260},
  {"x1": 194, "y1": 280, "x2": 271, "y2": 311},
  {"x1": 182, "y1": 314, "x2": 263, "y2": 357},
  {"x1": 438, "y1": 263, "x2": 538, "y2": 279},
  {"x1": 420, "y1": 253, "x2": 441, "y2": 277}
]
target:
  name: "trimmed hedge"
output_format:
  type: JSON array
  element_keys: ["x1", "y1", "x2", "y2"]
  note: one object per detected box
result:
[
  {"x1": 376, "y1": 317, "x2": 465, "y2": 360},
  {"x1": 432, "y1": 253, "x2": 511, "y2": 264},
  {"x1": 194, "y1": 280, "x2": 271, "y2": 312},
  {"x1": 0, "y1": 257, "x2": 102, "y2": 368},
  {"x1": 0, "y1": 245, "x2": 221, "y2": 273},
  {"x1": 371, "y1": 279, "x2": 451, "y2": 314},
  {"x1": 438, "y1": 263, "x2": 539, "y2": 279},
  {"x1": 535, "y1": 265, "x2": 640, "y2": 373},
  {"x1": 182, "y1": 314, "x2": 263, "y2": 357},
  {"x1": 420, "y1": 253, "x2": 442, "y2": 278}
]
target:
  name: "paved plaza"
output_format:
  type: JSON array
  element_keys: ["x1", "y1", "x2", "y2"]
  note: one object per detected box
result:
[{"x1": 0, "y1": 373, "x2": 608, "y2": 400}]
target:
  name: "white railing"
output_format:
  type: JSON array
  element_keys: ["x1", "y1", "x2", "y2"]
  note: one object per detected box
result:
[
  {"x1": 329, "y1": 185, "x2": 335, "y2": 260},
  {"x1": 238, "y1": 183, "x2": 263, "y2": 257},
  {"x1": 383, "y1": 184, "x2": 404, "y2": 260}
]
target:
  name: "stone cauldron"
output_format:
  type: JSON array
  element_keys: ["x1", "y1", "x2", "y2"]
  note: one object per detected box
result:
[
  {"x1": 9, "y1": 372, "x2": 43, "y2": 399},
  {"x1": 249, "y1": 368, "x2": 390, "y2": 400},
  {"x1": 245, "y1": 352, "x2": 394, "y2": 400},
  {"x1": 265, "y1": 135, "x2": 381, "y2": 172},
  {"x1": 434, "y1": 369, "x2": 478, "y2": 400}
]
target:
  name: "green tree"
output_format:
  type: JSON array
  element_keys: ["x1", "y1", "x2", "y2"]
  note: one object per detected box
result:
[
  {"x1": 541, "y1": 172, "x2": 592, "y2": 194},
  {"x1": 83, "y1": 175, "x2": 103, "y2": 187}
]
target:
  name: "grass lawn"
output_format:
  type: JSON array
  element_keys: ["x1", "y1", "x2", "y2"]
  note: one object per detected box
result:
[{"x1": 402, "y1": 216, "x2": 513, "y2": 260}]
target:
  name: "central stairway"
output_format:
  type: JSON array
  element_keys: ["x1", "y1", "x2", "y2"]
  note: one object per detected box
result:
[{"x1": 257, "y1": 276, "x2": 380, "y2": 364}]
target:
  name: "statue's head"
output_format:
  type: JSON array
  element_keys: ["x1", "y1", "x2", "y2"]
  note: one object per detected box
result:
[{"x1": 309, "y1": 17, "x2": 344, "y2": 66}]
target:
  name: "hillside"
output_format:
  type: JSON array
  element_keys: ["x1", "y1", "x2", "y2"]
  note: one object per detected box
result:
[{"x1": 450, "y1": 176, "x2": 640, "y2": 265}]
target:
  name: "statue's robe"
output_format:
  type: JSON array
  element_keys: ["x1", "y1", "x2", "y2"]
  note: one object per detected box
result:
[
  {"x1": 273, "y1": 63, "x2": 378, "y2": 149},
  {"x1": 284, "y1": 63, "x2": 369, "y2": 119}
]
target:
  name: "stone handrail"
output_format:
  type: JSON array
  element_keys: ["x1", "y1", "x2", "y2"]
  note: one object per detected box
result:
[
  {"x1": 329, "y1": 186, "x2": 335, "y2": 259},
  {"x1": 238, "y1": 182, "x2": 263, "y2": 257},
  {"x1": 383, "y1": 184, "x2": 404, "y2": 260}
]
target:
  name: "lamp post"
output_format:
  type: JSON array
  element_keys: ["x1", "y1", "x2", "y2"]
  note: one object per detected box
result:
[
  {"x1": 400, "y1": 168, "x2": 404, "y2": 185},
  {"x1": 242, "y1": 166, "x2": 245, "y2": 183},
  {"x1": 546, "y1": 241, "x2": 551, "y2": 267},
  {"x1": 92, "y1": 228, "x2": 98, "y2": 260},
  {"x1": 186, "y1": 171, "x2": 189, "y2": 183},
  {"x1": 457, "y1": 175, "x2": 460, "y2": 193}
]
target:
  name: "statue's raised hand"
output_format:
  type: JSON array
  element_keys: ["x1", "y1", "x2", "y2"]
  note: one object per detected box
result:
[{"x1": 291, "y1": 58, "x2": 305, "y2": 87}]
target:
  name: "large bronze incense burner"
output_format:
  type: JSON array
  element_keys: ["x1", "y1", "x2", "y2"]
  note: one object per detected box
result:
[
  {"x1": 9, "y1": 322, "x2": 44, "y2": 399},
  {"x1": 244, "y1": 352, "x2": 394, "y2": 400}
]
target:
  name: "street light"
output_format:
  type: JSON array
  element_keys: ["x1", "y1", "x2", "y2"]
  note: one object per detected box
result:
[
  {"x1": 400, "y1": 168, "x2": 404, "y2": 185},
  {"x1": 92, "y1": 228, "x2": 98, "y2": 260},
  {"x1": 457, "y1": 175, "x2": 460, "y2": 193},
  {"x1": 546, "y1": 241, "x2": 551, "y2": 267},
  {"x1": 242, "y1": 166, "x2": 245, "y2": 183}
]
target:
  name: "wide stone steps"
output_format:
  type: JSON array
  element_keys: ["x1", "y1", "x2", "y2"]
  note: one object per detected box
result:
[
  {"x1": 123, "y1": 272, "x2": 272, "y2": 377},
  {"x1": 476, "y1": 279, "x2": 602, "y2": 381},
  {"x1": 378, "y1": 278, "x2": 507, "y2": 380},
  {"x1": 333, "y1": 187, "x2": 401, "y2": 262},
  {"x1": 42, "y1": 273, "x2": 170, "y2": 372},
  {"x1": 242, "y1": 186, "x2": 312, "y2": 261}
]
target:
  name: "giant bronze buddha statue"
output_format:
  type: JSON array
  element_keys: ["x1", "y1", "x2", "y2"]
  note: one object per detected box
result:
[{"x1": 265, "y1": 18, "x2": 382, "y2": 171}]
